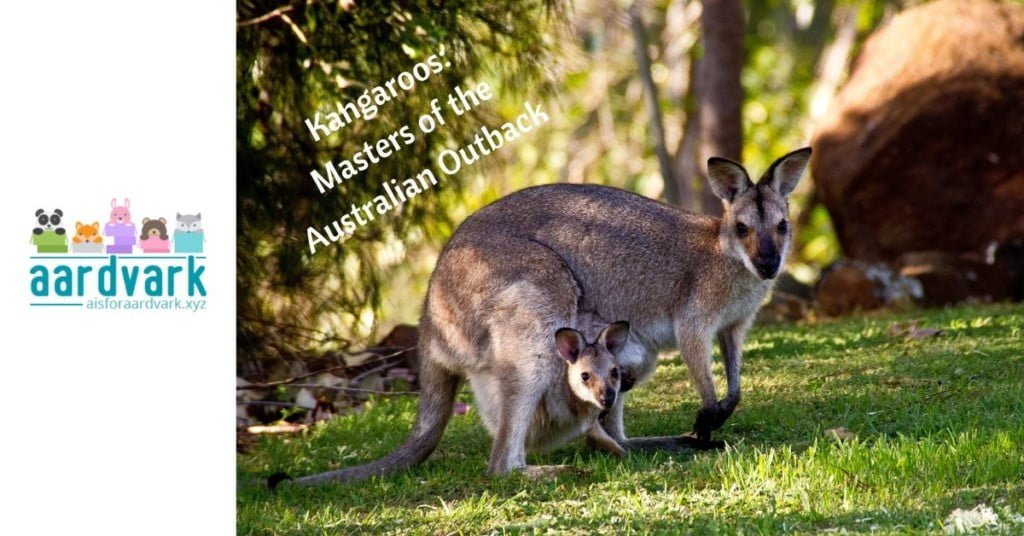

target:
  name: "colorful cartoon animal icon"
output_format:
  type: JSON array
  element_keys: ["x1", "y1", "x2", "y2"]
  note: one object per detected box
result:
[
  {"x1": 173, "y1": 212, "x2": 205, "y2": 253},
  {"x1": 139, "y1": 217, "x2": 171, "y2": 253},
  {"x1": 33, "y1": 209, "x2": 65, "y2": 235},
  {"x1": 105, "y1": 198, "x2": 137, "y2": 254},
  {"x1": 30, "y1": 209, "x2": 67, "y2": 253},
  {"x1": 109, "y1": 198, "x2": 132, "y2": 225},
  {"x1": 73, "y1": 222, "x2": 103, "y2": 244},
  {"x1": 71, "y1": 221, "x2": 105, "y2": 253}
]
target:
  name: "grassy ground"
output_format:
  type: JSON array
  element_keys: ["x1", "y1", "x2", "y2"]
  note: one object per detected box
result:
[{"x1": 237, "y1": 303, "x2": 1024, "y2": 534}]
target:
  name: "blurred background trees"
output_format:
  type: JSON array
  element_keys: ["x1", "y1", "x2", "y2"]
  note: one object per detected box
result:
[{"x1": 237, "y1": 0, "x2": 1020, "y2": 370}]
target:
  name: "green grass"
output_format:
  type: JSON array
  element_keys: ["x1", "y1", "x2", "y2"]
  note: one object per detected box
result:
[{"x1": 238, "y1": 303, "x2": 1024, "y2": 534}]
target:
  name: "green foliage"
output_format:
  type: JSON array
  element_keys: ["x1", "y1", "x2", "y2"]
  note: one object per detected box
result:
[
  {"x1": 237, "y1": 1, "x2": 564, "y2": 357},
  {"x1": 238, "y1": 303, "x2": 1024, "y2": 533},
  {"x1": 236, "y1": 0, "x2": 908, "y2": 355}
]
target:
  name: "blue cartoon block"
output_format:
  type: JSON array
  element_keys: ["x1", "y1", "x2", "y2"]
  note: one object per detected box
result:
[
  {"x1": 174, "y1": 231, "x2": 204, "y2": 253},
  {"x1": 173, "y1": 213, "x2": 205, "y2": 253}
]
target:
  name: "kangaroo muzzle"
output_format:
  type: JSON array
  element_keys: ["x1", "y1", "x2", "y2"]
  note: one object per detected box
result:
[
  {"x1": 754, "y1": 256, "x2": 780, "y2": 279},
  {"x1": 754, "y1": 235, "x2": 780, "y2": 279},
  {"x1": 600, "y1": 388, "x2": 616, "y2": 409}
]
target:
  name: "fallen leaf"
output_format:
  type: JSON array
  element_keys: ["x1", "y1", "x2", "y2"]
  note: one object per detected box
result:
[
  {"x1": 888, "y1": 320, "x2": 945, "y2": 341},
  {"x1": 944, "y1": 504, "x2": 1000, "y2": 534},
  {"x1": 247, "y1": 423, "x2": 308, "y2": 434},
  {"x1": 824, "y1": 427, "x2": 857, "y2": 441}
]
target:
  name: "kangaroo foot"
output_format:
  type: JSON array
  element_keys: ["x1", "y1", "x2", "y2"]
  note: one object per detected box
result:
[
  {"x1": 693, "y1": 399, "x2": 737, "y2": 441},
  {"x1": 623, "y1": 434, "x2": 725, "y2": 453}
]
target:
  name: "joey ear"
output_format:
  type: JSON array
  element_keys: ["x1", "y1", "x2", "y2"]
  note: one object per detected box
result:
[
  {"x1": 759, "y1": 147, "x2": 812, "y2": 197},
  {"x1": 555, "y1": 328, "x2": 585, "y2": 364},
  {"x1": 598, "y1": 321, "x2": 631, "y2": 355},
  {"x1": 707, "y1": 157, "x2": 753, "y2": 203}
]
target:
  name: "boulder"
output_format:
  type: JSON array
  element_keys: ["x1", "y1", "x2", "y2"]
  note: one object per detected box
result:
[
  {"x1": 812, "y1": 0, "x2": 1024, "y2": 262},
  {"x1": 816, "y1": 261, "x2": 922, "y2": 316}
]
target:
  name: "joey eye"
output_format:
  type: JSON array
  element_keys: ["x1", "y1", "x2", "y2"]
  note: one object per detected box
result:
[
  {"x1": 580, "y1": 372, "x2": 591, "y2": 382},
  {"x1": 611, "y1": 367, "x2": 619, "y2": 379},
  {"x1": 777, "y1": 220, "x2": 789, "y2": 234},
  {"x1": 735, "y1": 222, "x2": 749, "y2": 237}
]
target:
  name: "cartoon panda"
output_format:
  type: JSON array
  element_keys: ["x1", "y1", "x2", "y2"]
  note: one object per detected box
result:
[{"x1": 33, "y1": 209, "x2": 66, "y2": 235}]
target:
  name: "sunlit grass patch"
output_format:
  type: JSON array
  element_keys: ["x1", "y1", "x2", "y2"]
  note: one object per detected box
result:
[{"x1": 238, "y1": 303, "x2": 1024, "y2": 534}]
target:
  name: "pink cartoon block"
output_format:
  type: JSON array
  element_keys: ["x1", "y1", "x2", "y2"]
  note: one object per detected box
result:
[{"x1": 139, "y1": 236, "x2": 170, "y2": 253}]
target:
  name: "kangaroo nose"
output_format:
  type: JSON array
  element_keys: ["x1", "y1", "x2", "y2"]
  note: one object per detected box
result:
[
  {"x1": 601, "y1": 389, "x2": 616, "y2": 409},
  {"x1": 755, "y1": 257, "x2": 780, "y2": 279}
]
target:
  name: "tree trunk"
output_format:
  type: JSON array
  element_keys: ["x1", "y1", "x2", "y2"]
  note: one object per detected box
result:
[{"x1": 697, "y1": 0, "x2": 745, "y2": 216}]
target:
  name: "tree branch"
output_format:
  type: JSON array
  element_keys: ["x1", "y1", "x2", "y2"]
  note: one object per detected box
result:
[
  {"x1": 629, "y1": 1, "x2": 679, "y2": 204},
  {"x1": 237, "y1": 5, "x2": 295, "y2": 28},
  {"x1": 236, "y1": 346, "x2": 415, "y2": 390}
]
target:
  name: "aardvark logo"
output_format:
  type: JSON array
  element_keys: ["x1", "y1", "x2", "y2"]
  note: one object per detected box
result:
[{"x1": 28, "y1": 198, "x2": 208, "y2": 312}]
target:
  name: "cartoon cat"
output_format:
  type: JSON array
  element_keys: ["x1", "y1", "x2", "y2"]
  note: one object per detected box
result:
[{"x1": 173, "y1": 212, "x2": 205, "y2": 253}]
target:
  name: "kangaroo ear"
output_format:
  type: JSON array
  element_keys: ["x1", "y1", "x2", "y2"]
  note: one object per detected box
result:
[
  {"x1": 759, "y1": 147, "x2": 812, "y2": 197},
  {"x1": 555, "y1": 328, "x2": 586, "y2": 364},
  {"x1": 707, "y1": 157, "x2": 753, "y2": 203},
  {"x1": 598, "y1": 321, "x2": 631, "y2": 355}
]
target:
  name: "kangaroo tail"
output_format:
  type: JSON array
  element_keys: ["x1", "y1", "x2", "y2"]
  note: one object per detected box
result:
[{"x1": 281, "y1": 356, "x2": 460, "y2": 487}]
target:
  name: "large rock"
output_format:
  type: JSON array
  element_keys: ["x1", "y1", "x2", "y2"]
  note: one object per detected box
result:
[{"x1": 812, "y1": 0, "x2": 1024, "y2": 262}]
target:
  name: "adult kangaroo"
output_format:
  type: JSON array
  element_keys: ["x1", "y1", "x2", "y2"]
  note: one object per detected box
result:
[{"x1": 285, "y1": 148, "x2": 811, "y2": 484}]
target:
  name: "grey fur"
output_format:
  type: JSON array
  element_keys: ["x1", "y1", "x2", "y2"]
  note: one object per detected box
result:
[{"x1": 290, "y1": 147, "x2": 811, "y2": 484}]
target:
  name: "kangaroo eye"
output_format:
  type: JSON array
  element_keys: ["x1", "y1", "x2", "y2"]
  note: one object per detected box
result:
[
  {"x1": 735, "y1": 222, "x2": 749, "y2": 237},
  {"x1": 580, "y1": 372, "x2": 591, "y2": 382},
  {"x1": 610, "y1": 367, "x2": 619, "y2": 379},
  {"x1": 777, "y1": 220, "x2": 789, "y2": 234}
]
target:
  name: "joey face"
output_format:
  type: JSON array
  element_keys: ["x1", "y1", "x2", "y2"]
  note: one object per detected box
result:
[
  {"x1": 706, "y1": 148, "x2": 812, "y2": 280},
  {"x1": 555, "y1": 321, "x2": 630, "y2": 410}
]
